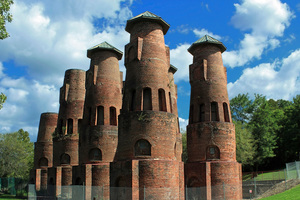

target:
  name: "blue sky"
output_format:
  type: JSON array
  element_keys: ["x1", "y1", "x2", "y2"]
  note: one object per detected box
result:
[{"x1": 0, "y1": 0, "x2": 299, "y2": 141}]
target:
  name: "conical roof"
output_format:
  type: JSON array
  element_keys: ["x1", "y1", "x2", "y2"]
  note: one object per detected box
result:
[
  {"x1": 125, "y1": 11, "x2": 170, "y2": 35},
  {"x1": 188, "y1": 35, "x2": 226, "y2": 54},
  {"x1": 87, "y1": 41, "x2": 123, "y2": 60}
]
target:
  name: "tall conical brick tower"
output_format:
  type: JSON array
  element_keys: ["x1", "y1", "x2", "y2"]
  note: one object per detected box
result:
[
  {"x1": 30, "y1": 112, "x2": 58, "y2": 191},
  {"x1": 74, "y1": 42, "x2": 123, "y2": 200},
  {"x1": 48, "y1": 69, "x2": 86, "y2": 195},
  {"x1": 185, "y1": 35, "x2": 242, "y2": 200},
  {"x1": 110, "y1": 11, "x2": 184, "y2": 200}
]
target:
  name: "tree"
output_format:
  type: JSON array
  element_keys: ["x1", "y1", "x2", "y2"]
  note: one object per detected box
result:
[
  {"x1": 0, "y1": 129, "x2": 34, "y2": 179},
  {"x1": 277, "y1": 95, "x2": 300, "y2": 163},
  {"x1": 0, "y1": 0, "x2": 13, "y2": 39},
  {"x1": 0, "y1": 92, "x2": 7, "y2": 110},
  {"x1": 234, "y1": 120, "x2": 256, "y2": 168},
  {"x1": 181, "y1": 131, "x2": 187, "y2": 163},
  {"x1": 249, "y1": 97, "x2": 284, "y2": 170},
  {"x1": 230, "y1": 93, "x2": 252, "y2": 123}
]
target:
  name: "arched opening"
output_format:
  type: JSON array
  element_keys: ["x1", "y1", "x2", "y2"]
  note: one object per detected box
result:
[
  {"x1": 223, "y1": 102, "x2": 230, "y2": 122},
  {"x1": 211, "y1": 102, "x2": 219, "y2": 121},
  {"x1": 169, "y1": 92, "x2": 173, "y2": 113},
  {"x1": 67, "y1": 118, "x2": 73, "y2": 134},
  {"x1": 89, "y1": 148, "x2": 102, "y2": 161},
  {"x1": 158, "y1": 89, "x2": 167, "y2": 112},
  {"x1": 75, "y1": 177, "x2": 82, "y2": 185},
  {"x1": 39, "y1": 157, "x2": 48, "y2": 168},
  {"x1": 206, "y1": 145, "x2": 220, "y2": 160},
  {"x1": 110, "y1": 107, "x2": 117, "y2": 126},
  {"x1": 78, "y1": 119, "x2": 82, "y2": 134},
  {"x1": 88, "y1": 107, "x2": 92, "y2": 125},
  {"x1": 143, "y1": 88, "x2": 152, "y2": 110},
  {"x1": 189, "y1": 105, "x2": 194, "y2": 124},
  {"x1": 198, "y1": 103, "x2": 205, "y2": 122},
  {"x1": 134, "y1": 139, "x2": 151, "y2": 156},
  {"x1": 97, "y1": 106, "x2": 104, "y2": 125},
  {"x1": 60, "y1": 153, "x2": 70, "y2": 165},
  {"x1": 48, "y1": 177, "x2": 55, "y2": 196},
  {"x1": 59, "y1": 119, "x2": 64, "y2": 135},
  {"x1": 116, "y1": 176, "x2": 126, "y2": 187},
  {"x1": 187, "y1": 176, "x2": 201, "y2": 187},
  {"x1": 130, "y1": 90, "x2": 136, "y2": 111}
]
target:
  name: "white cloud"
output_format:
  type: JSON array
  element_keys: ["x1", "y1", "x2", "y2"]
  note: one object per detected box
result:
[
  {"x1": 228, "y1": 49, "x2": 300, "y2": 100},
  {"x1": 223, "y1": 0, "x2": 294, "y2": 68},
  {"x1": 179, "y1": 117, "x2": 188, "y2": 132},
  {"x1": 0, "y1": 0, "x2": 132, "y2": 140},
  {"x1": 0, "y1": 71, "x2": 59, "y2": 140},
  {"x1": 0, "y1": 0, "x2": 131, "y2": 86},
  {"x1": 193, "y1": 28, "x2": 222, "y2": 40},
  {"x1": 170, "y1": 44, "x2": 193, "y2": 82}
]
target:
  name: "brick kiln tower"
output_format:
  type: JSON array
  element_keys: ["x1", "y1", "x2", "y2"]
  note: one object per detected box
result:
[
  {"x1": 73, "y1": 42, "x2": 123, "y2": 199},
  {"x1": 30, "y1": 112, "x2": 58, "y2": 191},
  {"x1": 185, "y1": 35, "x2": 242, "y2": 200},
  {"x1": 48, "y1": 69, "x2": 86, "y2": 194},
  {"x1": 110, "y1": 11, "x2": 184, "y2": 200}
]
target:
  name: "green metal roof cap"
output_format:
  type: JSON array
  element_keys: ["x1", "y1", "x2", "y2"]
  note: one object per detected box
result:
[
  {"x1": 125, "y1": 11, "x2": 170, "y2": 35},
  {"x1": 169, "y1": 64, "x2": 178, "y2": 74},
  {"x1": 188, "y1": 35, "x2": 226, "y2": 54},
  {"x1": 87, "y1": 41, "x2": 123, "y2": 60}
]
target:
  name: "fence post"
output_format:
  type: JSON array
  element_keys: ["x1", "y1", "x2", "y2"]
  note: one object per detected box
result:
[
  {"x1": 295, "y1": 161, "x2": 300, "y2": 179},
  {"x1": 223, "y1": 182, "x2": 226, "y2": 200},
  {"x1": 254, "y1": 177, "x2": 257, "y2": 197},
  {"x1": 284, "y1": 169, "x2": 287, "y2": 191},
  {"x1": 185, "y1": 185, "x2": 188, "y2": 200},
  {"x1": 83, "y1": 182, "x2": 85, "y2": 200},
  {"x1": 286, "y1": 163, "x2": 289, "y2": 180}
]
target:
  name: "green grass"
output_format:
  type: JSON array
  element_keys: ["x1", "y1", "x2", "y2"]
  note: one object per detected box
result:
[
  {"x1": 260, "y1": 184, "x2": 300, "y2": 200},
  {"x1": 0, "y1": 194, "x2": 23, "y2": 200},
  {"x1": 243, "y1": 170, "x2": 286, "y2": 181}
]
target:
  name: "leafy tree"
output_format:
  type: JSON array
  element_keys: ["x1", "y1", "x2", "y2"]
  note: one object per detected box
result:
[
  {"x1": 234, "y1": 120, "x2": 256, "y2": 167},
  {"x1": 181, "y1": 131, "x2": 187, "y2": 162},
  {"x1": 230, "y1": 93, "x2": 252, "y2": 123},
  {"x1": 0, "y1": 0, "x2": 13, "y2": 39},
  {"x1": 249, "y1": 97, "x2": 284, "y2": 170},
  {"x1": 0, "y1": 129, "x2": 34, "y2": 179},
  {"x1": 277, "y1": 95, "x2": 300, "y2": 163},
  {"x1": 0, "y1": 92, "x2": 7, "y2": 110}
]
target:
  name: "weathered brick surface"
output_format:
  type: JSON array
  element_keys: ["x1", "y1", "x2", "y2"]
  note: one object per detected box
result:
[
  {"x1": 79, "y1": 49, "x2": 122, "y2": 165},
  {"x1": 110, "y1": 160, "x2": 184, "y2": 200},
  {"x1": 52, "y1": 69, "x2": 86, "y2": 170},
  {"x1": 34, "y1": 112, "x2": 58, "y2": 169},
  {"x1": 111, "y1": 12, "x2": 184, "y2": 200},
  {"x1": 32, "y1": 11, "x2": 243, "y2": 200},
  {"x1": 185, "y1": 41, "x2": 242, "y2": 199}
]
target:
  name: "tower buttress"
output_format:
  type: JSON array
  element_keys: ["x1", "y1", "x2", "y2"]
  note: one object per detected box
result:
[
  {"x1": 185, "y1": 35, "x2": 242, "y2": 200},
  {"x1": 110, "y1": 11, "x2": 184, "y2": 200}
]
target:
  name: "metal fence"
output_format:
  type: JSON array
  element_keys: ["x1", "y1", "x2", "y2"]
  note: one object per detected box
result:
[
  {"x1": 6, "y1": 161, "x2": 300, "y2": 199},
  {"x1": 0, "y1": 177, "x2": 28, "y2": 197},
  {"x1": 286, "y1": 161, "x2": 300, "y2": 180}
]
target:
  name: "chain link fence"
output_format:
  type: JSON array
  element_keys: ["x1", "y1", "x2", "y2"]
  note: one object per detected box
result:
[
  {"x1": 286, "y1": 161, "x2": 300, "y2": 180},
  {"x1": 0, "y1": 177, "x2": 28, "y2": 197},
  {"x1": 5, "y1": 161, "x2": 300, "y2": 199}
]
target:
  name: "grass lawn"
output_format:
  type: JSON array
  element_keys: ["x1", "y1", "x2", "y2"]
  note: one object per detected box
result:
[
  {"x1": 260, "y1": 184, "x2": 300, "y2": 200},
  {"x1": 0, "y1": 194, "x2": 23, "y2": 200},
  {"x1": 243, "y1": 170, "x2": 286, "y2": 181}
]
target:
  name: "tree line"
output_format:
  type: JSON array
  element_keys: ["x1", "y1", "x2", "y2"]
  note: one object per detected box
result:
[{"x1": 232, "y1": 94, "x2": 300, "y2": 171}]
